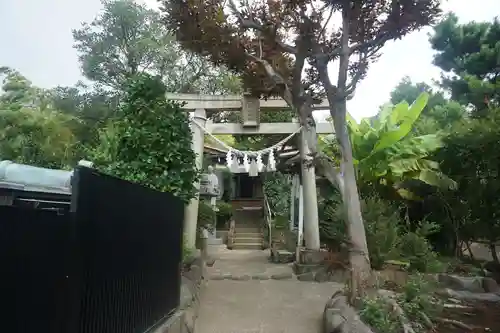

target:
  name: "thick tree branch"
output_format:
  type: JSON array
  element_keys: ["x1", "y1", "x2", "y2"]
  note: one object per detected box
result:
[
  {"x1": 315, "y1": 153, "x2": 345, "y2": 194},
  {"x1": 227, "y1": 0, "x2": 297, "y2": 54},
  {"x1": 245, "y1": 51, "x2": 294, "y2": 107},
  {"x1": 344, "y1": 53, "x2": 368, "y2": 96},
  {"x1": 349, "y1": 32, "x2": 392, "y2": 55}
]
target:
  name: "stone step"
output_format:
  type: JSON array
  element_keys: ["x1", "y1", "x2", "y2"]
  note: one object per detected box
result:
[
  {"x1": 235, "y1": 227, "x2": 261, "y2": 233},
  {"x1": 232, "y1": 243, "x2": 263, "y2": 250},
  {"x1": 234, "y1": 232, "x2": 262, "y2": 238},
  {"x1": 234, "y1": 226, "x2": 261, "y2": 231},
  {"x1": 234, "y1": 220, "x2": 263, "y2": 224},
  {"x1": 233, "y1": 237, "x2": 263, "y2": 244}
]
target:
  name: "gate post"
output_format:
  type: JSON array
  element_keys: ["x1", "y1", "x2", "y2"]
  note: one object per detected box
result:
[
  {"x1": 299, "y1": 126, "x2": 321, "y2": 250},
  {"x1": 184, "y1": 108, "x2": 206, "y2": 249}
]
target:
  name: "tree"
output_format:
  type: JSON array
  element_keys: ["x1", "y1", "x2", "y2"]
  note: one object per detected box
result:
[
  {"x1": 440, "y1": 108, "x2": 500, "y2": 263},
  {"x1": 0, "y1": 67, "x2": 52, "y2": 111},
  {"x1": 387, "y1": 76, "x2": 465, "y2": 134},
  {"x1": 90, "y1": 73, "x2": 199, "y2": 203},
  {"x1": 163, "y1": 0, "x2": 441, "y2": 299},
  {"x1": 0, "y1": 107, "x2": 80, "y2": 169},
  {"x1": 0, "y1": 68, "x2": 83, "y2": 168},
  {"x1": 48, "y1": 84, "x2": 121, "y2": 146},
  {"x1": 430, "y1": 13, "x2": 500, "y2": 116},
  {"x1": 390, "y1": 76, "x2": 446, "y2": 115},
  {"x1": 73, "y1": 0, "x2": 241, "y2": 94}
]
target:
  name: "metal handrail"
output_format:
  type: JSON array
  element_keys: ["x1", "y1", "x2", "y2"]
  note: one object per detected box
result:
[{"x1": 263, "y1": 192, "x2": 273, "y2": 247}]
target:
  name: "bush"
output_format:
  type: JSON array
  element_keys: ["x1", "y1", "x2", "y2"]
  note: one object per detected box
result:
[
  {"x1": 273, "y1": 214, "x2": 289, "y2": 230},
  {"x1": 399, "y1": 221, "x2": 443, "y2": 273},
  {"x1": 197, "y1": 201, "x2": 215, "y2": 232},
  {"x1": 91, "y1": 74, "x2": 199, "y2": 203},
  {"x1": 318, "y1": 185, "x2": 346, "y2": 251},
  {"x1": 215, "y1": 201, "x2": 232, "y2": 229},
  {"x1": 182, "y1": 235, "x2": 194, "y2": 263},
  {"x1": 359, "y1": 296, "x2": 400, "y2": 333},
  {"x1": 362, "y1": 197, "x2": 403, "y2": 270},
  {"x1": 360, "y1": 274, "x2": 442, "y2": 333},
  {"x1": 320, "y1": 194, "x2": 402, "y2": 269},
  {"x1": 263, "y1": 171, "x2": 291, "y2": 216},
  {"x1": 319, "y1": 190, "x2": 442, "y2": 272}
]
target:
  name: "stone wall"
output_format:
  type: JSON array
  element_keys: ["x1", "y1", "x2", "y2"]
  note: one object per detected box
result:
[{"x1": 153, "y1": 256, "x2": 206, "y2": 333}]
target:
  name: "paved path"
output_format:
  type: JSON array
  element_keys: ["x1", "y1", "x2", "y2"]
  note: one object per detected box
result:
[{"x1": 196, "y1": 246, "x2": 343, "y2": 333}]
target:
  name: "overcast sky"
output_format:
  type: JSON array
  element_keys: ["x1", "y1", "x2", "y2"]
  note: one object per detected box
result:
[{"x1": 0, "y1": 0, "x2": 498, "y2": 120}]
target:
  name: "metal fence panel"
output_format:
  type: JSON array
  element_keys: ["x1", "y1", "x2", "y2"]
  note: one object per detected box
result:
[
  {"x1": 71, "y1": 166, "x2": 184, "y2": 333},
  {"x1": 0, "y1": 165, "x2": 184, "y2": 333},
  {"x1": 0, "y1": 206, "x2": 73, "y2": 333}
]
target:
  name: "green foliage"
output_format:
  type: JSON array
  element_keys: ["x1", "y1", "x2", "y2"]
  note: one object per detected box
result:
[
  {"x1": 263, "y1": 171, "x2": 291, "y2": 218},
  {"x1": 360, "y1": 274, "x2": 442, "y2": 333},
  {"x1": 0, "y1": 67, "x2": 52, "y2": 111},
  {"x1": 319, "y1": 188, "x2": 442, "y2": 272},
  {"x1": 399, "y1": 221, "x2": 443, "y2": 273},
  {"x1": 361, "y1": 197, "x2": 403, "y2": 270},
  {"x1": 323, "y1": 92, "x2": 456, "y2": 200},
  {"x1": 182, "y1": 235, "x2": 195, "y2": 263},
  {"x1": 229, "y1": 109, "x2": 295, "y2": 151},
  {"x1": 389, "y1": 77, "x2": 447, "y2": 116},
  {"x1": 49, "y1": 84, "x2": 120, "y2": 145},
  {"x1": 91, "y1": 74, "x2": 198, "y2": 203},
  {"x1": 439, "y1": 108, "x2": 500, "y2": 249},
  {"x1": 73, "y1": 0, "x2": 241, "y2": 94},
  {"x1": 430, "y1": 13, "x2": 500, "y2": 115},
  {"x1": 197, "y1": 201, "x2": 215, "y2": 231},
  {"x1": 388, "y1": 76, "x2": 465, "y2": 135},
  {"x1": 215, "y1": 201, "x2": 233, "y2": 229},
  {"x1": 399, "y1": 274, "x2": 442, "y2": 324},
  {"x1": 273, "y1": 215, "x2": 289, "y2": 230},
  {"x1": 0, "y1": 107, "x2": 80, "y2": 169},
  {"x1": 318, "y1": 184, "x2": 346, "y2": 250},
  {"x1": 359, "y1": 296, "x2": 400, "y2": 333}
]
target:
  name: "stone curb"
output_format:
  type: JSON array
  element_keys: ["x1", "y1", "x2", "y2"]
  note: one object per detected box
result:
[{"x1": 209, "y1": 272, "x2": 294, "y2": 281}]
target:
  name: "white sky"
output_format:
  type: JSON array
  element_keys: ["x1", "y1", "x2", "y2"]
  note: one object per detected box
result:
[{"x1": 0, "y1": 0, "x2": 498, "y2": 121}]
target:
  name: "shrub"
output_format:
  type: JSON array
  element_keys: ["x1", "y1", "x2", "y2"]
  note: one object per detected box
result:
[
  {"x1": 320, "y1": 194, "x2": 401, "y2": 268},
  {"x1": 273, "y1": 214, "x2": 289, "y2": 229},
  {"x1": 319, "y1": 190, "x2": 442, "y2": 272},
  {"x1": 362, "y1": 197, "x2": 403, "y2": 270},
  {"x1": 318, "y1": 185, "x2": 347, "y2": 251},
  {"x1": 399, "y1": 221, "x2": 444, "y2": 273},
  {"x1": 359, "y1": 295, "x2": 400, "y2": 333},
  {"x1": 215, "y1": 201, "x2": 232, "y2": 229},
  {"x1": 182, "y1": 234, "x2": 194, "y2": 263},
  {"x1": 91, "y1": 73, "x2": 199, "y2": 203},
  {"x1": 263, "y1": 171, "x2": 291, "y2": 216},
  {"x1": 197, "y1": 201, "x2": 215, "y2": 232},
  {"x1": 360, "y1": 274, "x2": 442, "y2": 333}
]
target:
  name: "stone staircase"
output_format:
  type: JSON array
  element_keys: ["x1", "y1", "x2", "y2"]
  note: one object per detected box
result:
[
  {"x1": 229, "y1": 200, "x2": 264, "y2": 250},
  {"x1": 232, "y1": 225, "x2": 263, "y2": 250}
]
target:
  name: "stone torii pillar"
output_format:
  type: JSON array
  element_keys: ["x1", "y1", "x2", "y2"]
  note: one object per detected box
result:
[
  {"x1": 184, "y1": 108, "x2": 206, "y2": 249},
  {"x1": 299, "y1": 126, "x2": 321, "y2": 250}
]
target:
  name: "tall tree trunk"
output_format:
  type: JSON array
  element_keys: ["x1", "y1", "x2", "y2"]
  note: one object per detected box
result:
[
  {"x1": 310, "y1": 1, "x2": 372, "y2": 301},
  {"x1": 333, "y1": 101, "x2": 372, "y2": 301},
  {"x1": 489, "y1": 241, "x2": 500, "y2": 264},
  {"x1": 465, "y1": 241, "x2": 475, "y2": 261}
]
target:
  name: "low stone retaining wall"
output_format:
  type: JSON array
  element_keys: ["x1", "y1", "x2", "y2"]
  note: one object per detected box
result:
[{"x1": 153, "y1": 256, "x2": 206, "y2": 333}]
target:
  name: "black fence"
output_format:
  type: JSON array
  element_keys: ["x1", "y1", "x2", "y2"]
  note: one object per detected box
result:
[{"x1": 0, "y1": 166, "x2": 184, "y2": 333}]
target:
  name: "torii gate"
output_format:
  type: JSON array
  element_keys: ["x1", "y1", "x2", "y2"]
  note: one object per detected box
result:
[{"x1": 167, "y1": 93, "x2": 334, "y2": 250}]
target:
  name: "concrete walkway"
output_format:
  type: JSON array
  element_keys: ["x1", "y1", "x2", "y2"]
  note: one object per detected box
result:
[{"x1": 196, "y1": 246, "x2": 343, "y2": 333}]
